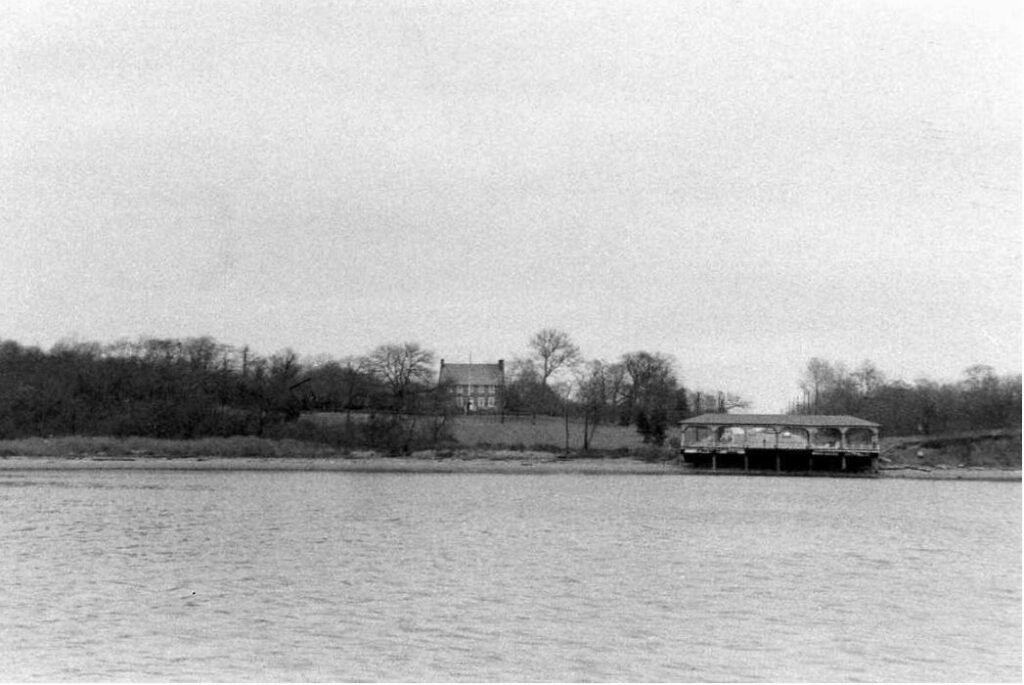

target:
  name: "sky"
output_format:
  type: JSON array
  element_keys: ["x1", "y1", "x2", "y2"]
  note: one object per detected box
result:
[{"x1": 2, "y1": 0, "x2": 1020, "y2": 412}]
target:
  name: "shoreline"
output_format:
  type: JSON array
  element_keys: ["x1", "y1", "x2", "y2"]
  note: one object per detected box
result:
[{"x1": 0, "y1": 452, "x2": 1019, "y2": 480}]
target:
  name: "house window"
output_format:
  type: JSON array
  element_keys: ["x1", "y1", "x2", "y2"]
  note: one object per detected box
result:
[{"x1": 487, "y1": 396, "x2": 495, "y2": 408}]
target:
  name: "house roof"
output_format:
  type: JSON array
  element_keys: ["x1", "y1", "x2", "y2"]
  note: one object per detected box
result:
[
  {"x1": 439, "y1": 363, "x2": 504, "y2": 386},
  {"x1": 680, "y1": 413, "x2": 880, "y2": 428}
]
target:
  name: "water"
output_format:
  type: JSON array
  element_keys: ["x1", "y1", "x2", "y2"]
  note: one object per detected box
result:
[{"x1": 0, "y1": 469, "x2": 1019, "y2": 682}]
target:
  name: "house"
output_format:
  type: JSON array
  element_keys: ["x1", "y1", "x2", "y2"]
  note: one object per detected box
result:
[{"x1": 438, "y1": 359, "x2": 505, "y2": 413}]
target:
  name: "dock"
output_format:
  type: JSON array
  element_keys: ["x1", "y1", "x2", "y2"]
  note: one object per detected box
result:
[{"x1": 679, "y1": 414, "x2": 880, "y2": 474}]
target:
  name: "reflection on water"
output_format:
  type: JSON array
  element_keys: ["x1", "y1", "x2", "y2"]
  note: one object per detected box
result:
[{"x1": 0, "y1": 470, "x2": 1019, "y2": 681}]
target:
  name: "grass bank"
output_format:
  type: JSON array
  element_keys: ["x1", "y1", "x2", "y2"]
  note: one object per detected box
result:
[
  {"x1": 0, "y1": 435, "x2": 345, "y2": 459},
  {"x1": 303, "y1": 411, "x2": 651, "y2": 452},
  {"x1": 880, "y1": 429, "x2": 1021, "y2": 469},
  {"x1": 445, "y1": 414, "x2": 646, "y2": 452},
  {"x1": 0, "y1": 434, "x2": 672, "y2": 462},
  {"x1": 0, "y1": 429, "x2": 1018, "y2": 480}
]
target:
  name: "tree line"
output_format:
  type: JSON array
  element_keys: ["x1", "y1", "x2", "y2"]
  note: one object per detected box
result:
[
  {"x1": 788, "y1": 357, "x2": 1022, "y2": 436},
  {"x1": 480, "y1": 328, "x2": 751, "y2": 446},
  {"x1": 1, "y1": 333, "x2": 1015, "y2": 450},
  {"x1": 0, "y1": 330, "x2": 743, "y2": 449},
  {"x1": 0, "y1": 337, "x2": 450, "y2": 450}
]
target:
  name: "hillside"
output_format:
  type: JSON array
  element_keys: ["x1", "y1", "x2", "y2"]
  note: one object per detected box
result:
[
  {"x1": 451, "y1": 416, "x2": 1022, "y2": 473},
  {"x1": 448, "y1": 414, "x2": 647, "y2": 452},
  {"x1": 881, "y1": 429, "x2": 1021, "y2": 469},
  {"x1": 451, "y1": 417, "x2": 1022, "y2": 468},
  {"x1": 301, "y1": 410, "x2": 655, "y2": 453},
  {"x1": 300, "y1": 412, "x2": 1022, "y2": 469}
]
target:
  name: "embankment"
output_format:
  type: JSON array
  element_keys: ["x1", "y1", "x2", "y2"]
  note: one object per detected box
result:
[
  {"x1": 0, "y1": 432, "x2": 1018, "y2": 480},
  {"x1": 879, "y1": 429, "x2": 1021, "y2": 478}
]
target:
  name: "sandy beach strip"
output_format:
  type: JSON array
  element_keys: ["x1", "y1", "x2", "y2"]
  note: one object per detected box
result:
[
  {"x1": 877, "y1": 465, "x2": 1022, "y2": 481},
  {"x1": 0, "y1": 452, "x2": 1018, "y2": 480},
  {"x1": 0, "y1": 453, "x2": 678, "y2": 475}
]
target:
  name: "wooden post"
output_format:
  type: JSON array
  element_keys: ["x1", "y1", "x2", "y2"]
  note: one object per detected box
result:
[
  {"x1": 743, "y1": 453, "x2": 749, "y2": 472},
  {"x1": 564, "y1": 404, "x2": 570, "y2": 454},
  {"x1": 711, "y1": 454, "x2": 717, "y2": 471},
  {"x1": 841, "y1": 455, "x2": 847, "y2": 472}
]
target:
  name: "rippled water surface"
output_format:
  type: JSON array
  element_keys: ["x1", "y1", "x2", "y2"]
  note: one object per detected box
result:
[{"x1": 0, "y1": 470, "x2": 1019, "y2": 681}]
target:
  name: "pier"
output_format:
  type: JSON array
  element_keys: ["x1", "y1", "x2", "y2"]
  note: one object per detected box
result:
[{"x1": 679, "y1": 414, "x2": 880, "y2": 474}]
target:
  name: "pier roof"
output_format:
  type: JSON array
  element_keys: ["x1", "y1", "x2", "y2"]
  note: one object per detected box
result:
[{"x1": 680, "y1": 413, "x2": 880, "y2": 428}]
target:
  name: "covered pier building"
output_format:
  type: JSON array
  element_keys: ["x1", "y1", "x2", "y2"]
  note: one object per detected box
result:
[{"x1": 679, "y1": 414, "x2": 880, "y2": 474}]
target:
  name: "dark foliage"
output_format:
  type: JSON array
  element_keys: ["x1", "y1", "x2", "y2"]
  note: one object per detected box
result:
[
  {"x1": 0, "y1": 336, "x2": 451, "y2": 449},
  {"x1": 787, "y1": 358, "x2": 1022, "y2": 436}
]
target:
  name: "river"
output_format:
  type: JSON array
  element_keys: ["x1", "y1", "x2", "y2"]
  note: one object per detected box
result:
[{"x1": 0, "y1": 469, "x2": 1019, "y2": 681}]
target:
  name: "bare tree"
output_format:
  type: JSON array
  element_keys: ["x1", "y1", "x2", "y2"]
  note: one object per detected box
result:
[
  {"x1": 576, "y1": 359, "x2": 624, "y2": 450},
  {"x1": 717, "y1": 392, "x2": 751, "y2": 413},
  {"x1": 622, "y1": 352, "x2": 677, "y2": 410},
  {"x1": 505, "y1": 358, "x2": 560, "y2": 416},
  {"x1": 621, "y1": 351, "x2": 678, "y2": 443},
  {"x1": 799, "y1": 357, "x2": 836, "y2": 412},
  {"x1": 852, "y1": 360, "x2": 886, "y2": 397},
  {"x1": 528, "y1": 328, "x2": 581, "y2": 385},
  {"x1": 365, "y1": 342, "x2": 435, "y2": 407}
]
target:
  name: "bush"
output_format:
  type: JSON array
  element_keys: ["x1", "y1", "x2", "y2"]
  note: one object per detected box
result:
[{"x1": 633, "y1": 445, "x2": 674, "y2": 462}]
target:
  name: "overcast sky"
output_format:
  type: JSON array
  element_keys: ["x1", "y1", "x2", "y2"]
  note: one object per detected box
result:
[{"x1": 2, "y1": 0, "x2": 1019, "y2": 411}]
